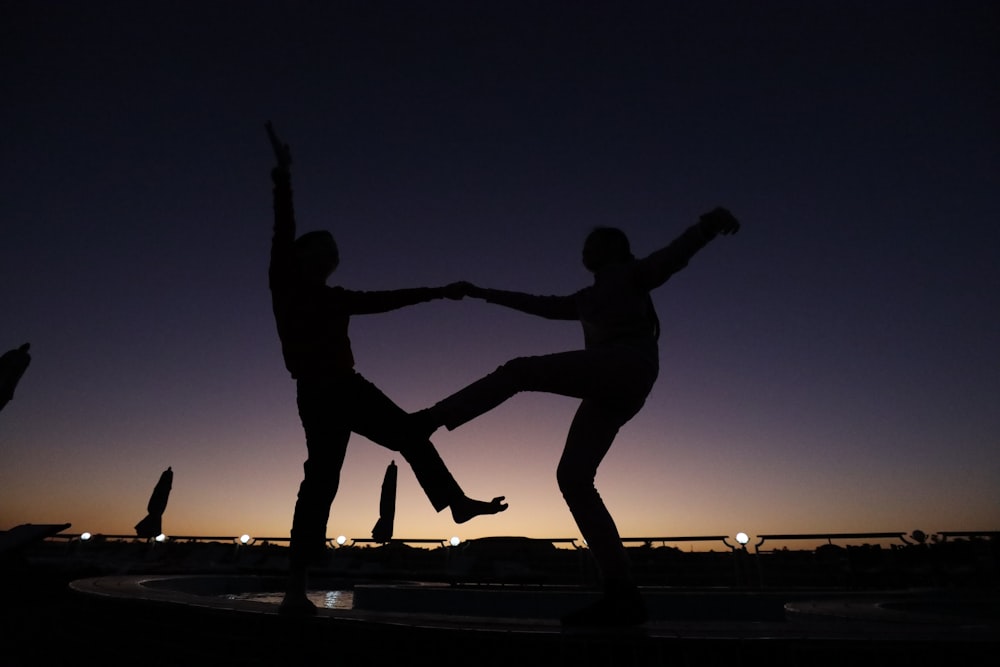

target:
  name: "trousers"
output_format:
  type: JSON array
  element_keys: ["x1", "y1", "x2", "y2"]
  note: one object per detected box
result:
[
  {"x1": 290, "y1": 371, "x2": 462, "y2": 566},
  {"x1": 431, "y1": 345, "x2": 659, "y2": 584}
]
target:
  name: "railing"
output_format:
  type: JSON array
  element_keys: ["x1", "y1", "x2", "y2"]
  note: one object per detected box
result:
[
  {"x1": 40, "y1": 529, "x2": 998, "y2": 553},
  {"x1": 753, "y1": 532, "x2": 911, "y2": 552},
  {"x1": 938, "y1": 530, "x2": 1000, "y2": 541},
  {"x1": 622, "y1": 535, "x2": 735, "y2": 550},
  {"x1": 349, "y1": 538, "x2": 447, "y2": 547},
  {"x1": 11, "y1": 525, "x2": 995, "y2": 590},
  {"x1": 46, "y1": 533, "x2": 581, "y2": 549},
  {"x1": 750, "y1": 531, "x2": 977, "y2": 589},
  {"x1": 45, "y1": 533, "x2": 289, "y2": 544}
]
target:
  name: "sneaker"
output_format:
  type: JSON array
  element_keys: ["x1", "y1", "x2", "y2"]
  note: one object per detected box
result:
[{"x1": 560, "y1": 589, "x2": 647, "y2": 628}]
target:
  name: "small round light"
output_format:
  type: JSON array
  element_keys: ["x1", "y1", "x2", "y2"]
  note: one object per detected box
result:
[
  {"x1": 80, "y1": 532, "x2": 92, "y2": 541},
  {"x1": 736, "y1": 532, "x2": 749, "y2": 545},
  {"x1": 239, "y1": 534, "x2": 251, "y2": 545},
  {"x1": 450, "y1": 536, "x2": 460, "y2": 547},
  {"x1": 336, "y1": 535, "x2": 347, "y2": 546},
  {"x1": 155, "y1": 533, "x2": 167, "y2": 542}
]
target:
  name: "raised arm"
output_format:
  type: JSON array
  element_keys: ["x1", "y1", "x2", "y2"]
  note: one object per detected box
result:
[
  {"x1": 636, "y1": 207, "x2": 740, "y2": 290},
  {"x1": 267, "y1": 121, "x2": 294, "y2": 240},
  {"x1": 267, "y1": 120, "x2": 292, "y2": 172},
  {"x1": 267, "y1": 122, "x2": 296, "y2": 289}
]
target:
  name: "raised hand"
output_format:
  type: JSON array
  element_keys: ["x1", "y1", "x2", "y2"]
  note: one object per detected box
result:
[
  {"x1": 266, "y1": 121, "x2": 293, "y2": 171},
  {"x1": 699, "y1": 207, "x2": 740, "y2": 236}
]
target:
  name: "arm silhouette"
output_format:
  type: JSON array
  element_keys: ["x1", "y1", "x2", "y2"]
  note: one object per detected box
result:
[
  {"x1": 455, "y1": 207, "x2": 739, "y2": 321},
  {"x1": 265, "y1": 121, "x2": 464, "y2": 311},
  {"x1": 334, "y1": 282, "x2": 467, "y2": 316},
  {"x1": 267, "y1": 122, "x2": 296, "y2": 293},
  {"x1": 635, "y1": 207, "x2": 740, "y2": 290},
  {"x1": 460, "y1": 284, "x2": 578, "y2": 321}
]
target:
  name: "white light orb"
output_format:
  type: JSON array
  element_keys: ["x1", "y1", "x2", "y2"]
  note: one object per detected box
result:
[
  {"x1": 736, "y1": 532, "x2": 749, "y2": 545},
  {"x1": 155, "y1": 533, "x2": 167, "y2": 542},
  {"x1": 450, "y1": 536, "x2": 460, "y2": 547},
  {"x1": 80, "y1": 532, "x2": 92, "y2": 541},
  {"x1": 336, "y1": 535, "x2": 347, "y2": 545},
  {"x1": 240, "y1": 534, "x2": 251, "y2": 544}
]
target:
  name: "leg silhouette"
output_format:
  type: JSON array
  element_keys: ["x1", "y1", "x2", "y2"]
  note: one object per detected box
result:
[{"x1": 557, "y1": 399, "x2": 646, "y2": 627}]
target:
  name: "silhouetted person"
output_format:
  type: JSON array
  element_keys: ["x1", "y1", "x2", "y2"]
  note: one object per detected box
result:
[
  {"x1": 0, "y1": 343, "x2": 31, "y2": 414},
  {"x1": 265, "y1": 122, "x2": 507, "y2": 615},
  {"x1": 412, "y1": 209, "x2": 741, "y2": 627}
]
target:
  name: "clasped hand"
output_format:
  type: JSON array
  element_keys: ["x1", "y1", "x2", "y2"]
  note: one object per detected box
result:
[{"x1": 441, "y1": 281, "x2": 478, "y2": 300}]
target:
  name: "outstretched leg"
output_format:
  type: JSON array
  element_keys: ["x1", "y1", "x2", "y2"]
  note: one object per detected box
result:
[
  {"x1": 400, "y1": 437, "x2": 508, "y2": 521},
  {"x1": 348, "y1": 372, "x2": 508, "y2": 521},
  {"x1": 413, "y1": 348, "x2": 657, "y2": 438},
  {"x1": 415, "y1": 351, "x2": 595, "y2": 437}
]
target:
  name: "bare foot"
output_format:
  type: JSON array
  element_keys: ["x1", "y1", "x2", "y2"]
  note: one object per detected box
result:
[{"x1": 451, "y1": 495, "x2": 508, "y2": 524}]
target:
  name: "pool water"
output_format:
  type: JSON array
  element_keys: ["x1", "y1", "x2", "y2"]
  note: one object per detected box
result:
[{"x1": 223, "y1": 589, "x2": 354, "y2": 610}]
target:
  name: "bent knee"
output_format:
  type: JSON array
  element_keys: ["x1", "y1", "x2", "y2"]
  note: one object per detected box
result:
[{"x1": 557, "y1": 464, "x2": 595, "y2": 499}]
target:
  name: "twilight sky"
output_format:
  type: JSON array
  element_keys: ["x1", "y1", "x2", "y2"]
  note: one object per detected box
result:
[{"x1": 2, "y1": 1, "x2": 998, "y2": 549}]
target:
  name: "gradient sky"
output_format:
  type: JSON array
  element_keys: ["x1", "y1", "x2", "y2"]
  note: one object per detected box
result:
[{"x1": 2, "y1": 1, "x2": 998, "y2": 550}]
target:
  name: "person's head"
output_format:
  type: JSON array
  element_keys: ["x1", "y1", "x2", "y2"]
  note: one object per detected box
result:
[
  {"x1": 294, "y1": 230, "x2": 339, "y2": 283},
  {"x1": 582, "y1": 226, "x2": 633, "y2": 273}
]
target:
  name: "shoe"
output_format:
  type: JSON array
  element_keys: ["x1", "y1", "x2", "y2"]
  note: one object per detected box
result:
[{"x1": 560, "y1": 588, "x2": 647, "y2": 628}]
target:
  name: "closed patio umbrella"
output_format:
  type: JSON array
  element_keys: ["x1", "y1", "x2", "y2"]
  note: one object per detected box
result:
[
  {"x1": 135, "y1": 466, "x2": 172, "y2": 538},
  {"x1": 371, "y1": 460, "x2": 397, "y2": 543},
  {"x1": 0, "y1": 342, "x2": 31, "y2": 414}
]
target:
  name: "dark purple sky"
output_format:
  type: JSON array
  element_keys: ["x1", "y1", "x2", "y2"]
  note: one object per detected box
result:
[{"x1": 2, "y1": 1, "x2": 998, "y2": 545}]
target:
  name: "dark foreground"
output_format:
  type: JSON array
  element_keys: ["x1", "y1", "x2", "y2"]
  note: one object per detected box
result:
[
  {"x1": 3, "y1": 529, "x2": 999, "y2": 666},
  {"x1": 4, "y1": 561, "x2": 998, "y2": 667}
]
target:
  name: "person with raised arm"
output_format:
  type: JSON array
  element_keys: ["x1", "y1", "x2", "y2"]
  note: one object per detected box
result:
[
  {"x1": 265, "y1": 122, "x2": 507, "y2": 615},
  {"x1": 411, "y1": 209, "x2": 740, "y2": 627}
]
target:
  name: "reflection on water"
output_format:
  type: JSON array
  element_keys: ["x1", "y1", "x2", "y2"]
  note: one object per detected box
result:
[{"x1": 223, "y1": 590, "x2": 354, "y2": 610}]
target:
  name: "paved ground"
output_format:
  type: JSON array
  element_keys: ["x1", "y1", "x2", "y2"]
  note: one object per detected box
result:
[{"x1": 5, "y1": 565, "x2": 995, "y2": 667}]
